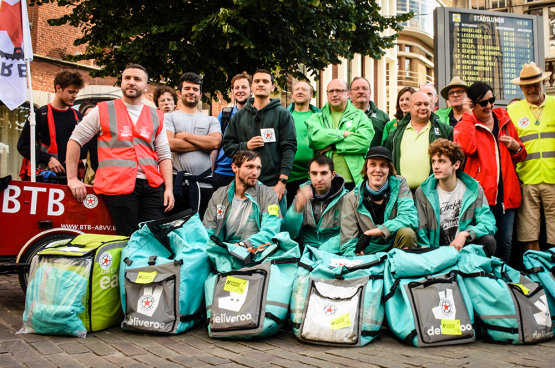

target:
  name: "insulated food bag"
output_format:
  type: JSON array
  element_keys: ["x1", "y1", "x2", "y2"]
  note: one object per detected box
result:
[
  {"x1": 20, "y1": 234, "x2": 128, "y2": 337},
  {"x1": 384, "y1": 247, "x2": 475, "y2": 347},
  {"x1": 120, "y1": 210, "x2": 210, "y2": 334},
  {"x1": 523, "y1": 248, "x2": 555, "y2": 333},
  {"x1": 457, "y1": 245, "x2": 553, "y2": 344},
  {"x1": 205, "y1": 232, "x2": 300, "y2": 339},
  {"x1": 290, "y1": 246, "x2": 386, "y2": 346}
]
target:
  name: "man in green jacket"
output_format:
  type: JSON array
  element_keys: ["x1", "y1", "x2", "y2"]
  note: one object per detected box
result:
[
  {"x1": 383, "y1": 92, "x2": 453, "y2": 191},
  {"x1": 203, "y1": 150, "x2": 282, "y2": 249},
  {"x1": 414, "y1": 139, "x2": 497, "y2": 255},
  {"x1": 286, "y1": 81, "x2": 321, "y2": 207},
  {"x1": 283, "y1": 155, "x2": 348, "y2": 253},
  {"x1": 222, "y1": 69, "x2": 297, "y2": 202},
  {"x1": 305, "y1": 79, "x2": 374, "y2": 191},
  {"x1": 349, "y1": 77, "x2": 390, "y2": 148}
]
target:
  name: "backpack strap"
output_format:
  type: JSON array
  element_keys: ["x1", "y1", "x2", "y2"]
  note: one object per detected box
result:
[
  {"x1": 404, "y1": 329, "x2": 417, "y2": 344},
  {"x1": 382, "y1": 279, "x2": 400, "y2": 302},
  {"x1": 265, "y1": 312, "x2": 284, "y2": 325},
  {"x1": 219, "y1": 106, "x2": 234, "y2": 149},
  {"x1": 523, "y1": 267, "x2": 545, "y2": 275},
  {"x1": 483, "y1": 323, "x2": 519, "y2": 335}
]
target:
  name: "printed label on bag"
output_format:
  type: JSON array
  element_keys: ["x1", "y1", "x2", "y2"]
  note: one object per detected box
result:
[
  {"x1": 224, "y1": 276, "x2": 248, "y2": 294},
  {"x1": 136, "y1": 272, "x2": 157, "y2": 284},
  {"x1": 329, "y1": 313, "x2": 351, "y2": 330},
  {"x1": 268, "y1": 204, "x2": 279, "y2": 217},
  {"x1": 441, "y1": 319, "x2": 462, "y2": 335},
  {"x1": 513, "y1": 283, "x2": 530, "y2": 295}
]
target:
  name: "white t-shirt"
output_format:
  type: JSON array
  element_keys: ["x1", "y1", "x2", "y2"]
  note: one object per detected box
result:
[
  {"x1": 70, "y1": 102, "x2": 171, "y2": 179},
  {"x1": 225, "y1": 195, "x2": 259, "y2": 243},
  {"x1": 437, "y1": 178, "x2": 466, "y2": 246}
]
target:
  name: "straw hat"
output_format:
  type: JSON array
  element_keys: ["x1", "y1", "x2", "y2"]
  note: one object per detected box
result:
[
  {"x1": 511, "y1": 62, "x2": 551, "y2": 85},
  {"x1": 440, "y1": 77, "x2": 468, "y2": 100}
]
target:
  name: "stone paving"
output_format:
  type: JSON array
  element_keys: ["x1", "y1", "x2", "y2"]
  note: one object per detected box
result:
[{"x1": 1, "y1": 274, "x2": 554, "y2": 368}]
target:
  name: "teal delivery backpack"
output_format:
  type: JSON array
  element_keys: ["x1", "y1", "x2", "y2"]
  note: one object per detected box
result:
[
  {"x1": 119, "y1": 210, "x2": 210, "y2": 334},
  {"x1": 204, "y1": 232, "x2": 300, "y2": 339},
  {"x1": 384, "y1": 247, "x2": 475, "y2": 347},
  {"x1": 457, "y1": 245, "x2": 553, "y2": 344},
  {"x1": 290, "y1": 246, "x2": 387, "y2": 346},
  {"x1": 523, "y1": 248, "x2": 555, "y2": 332}
]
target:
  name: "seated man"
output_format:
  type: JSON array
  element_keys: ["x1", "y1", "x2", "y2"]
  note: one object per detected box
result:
[
  {"x1": 414, "y1": 139, "x2": 497, "y2": 255},
  {"x1": 203, "y1": 150, "x2": 282, "y2": 248},
  {"x1": 283, "y1": 155, "x2": 348, "y2": 253},
  {"x1": 340, "y1": 147, "x2": 418, "y2": 256}
]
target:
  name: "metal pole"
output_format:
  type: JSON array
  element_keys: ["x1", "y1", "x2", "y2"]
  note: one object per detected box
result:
[{"x1": 26, "y1": 58, "x2": 35, "y2": 182}]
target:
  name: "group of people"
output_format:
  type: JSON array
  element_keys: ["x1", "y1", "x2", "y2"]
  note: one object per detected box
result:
[{"x1": 16, "y1": 61, "x2": 555, "y2": 263}]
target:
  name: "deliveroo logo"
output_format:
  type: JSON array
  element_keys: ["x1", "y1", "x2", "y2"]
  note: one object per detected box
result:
[
  {"x1": 432, "y1": 289, "x2": 456, "y2": 320},
  {"x1": 534, "y1": 295, "x2": 552, "y2": 327}
]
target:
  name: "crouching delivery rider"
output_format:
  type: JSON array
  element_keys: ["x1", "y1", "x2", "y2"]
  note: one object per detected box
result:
[
  {"x1": 340, "y1": 147, "x2": 419, "y2": 256},
  {"x1": 203, "y1": 150, "x2": 282, "y2": 249},
  {"x1": 414, "y1": 139, "x2": 497, "y2": 255},
  {"x1": 283, "y1": 155, "x2": 348, "y2": 253}
]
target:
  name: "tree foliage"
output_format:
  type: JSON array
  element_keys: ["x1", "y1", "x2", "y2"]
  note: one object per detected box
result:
[{"x1": 33, "y1": 0, "x2": 413, "y2": 101}]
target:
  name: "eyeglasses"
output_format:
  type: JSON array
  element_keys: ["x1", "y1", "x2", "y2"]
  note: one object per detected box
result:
[
  {"x1": 326, "y1": 89, "x2": 349, "y2": 95},
  {"x1": 477, "y1": 96, "x2": 496, "y2": 107},
  {"x1": 351, "y1": 87, "x2": 370, "y2": 92},
  {"x1": 448, "y1": 89, "x2": 466, "y2": 96}
]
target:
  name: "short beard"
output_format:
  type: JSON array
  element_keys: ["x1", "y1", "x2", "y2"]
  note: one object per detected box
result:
[
  {"x1": 238, "y1": 175, "x2": 256, "y2": 188},
  {"x1": 182, "y1": 98, "x2": 199, "y2": 108},
  {"x1": 123, "y1": 89, "x2": 143, "y2": 99},
  {"x1": 236, "y1": 97, "x2": 249, "y2": 106}
]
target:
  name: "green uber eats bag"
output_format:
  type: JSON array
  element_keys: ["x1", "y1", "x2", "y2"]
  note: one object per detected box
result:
[
  {"x1": 456, "y1": 245, "x2": 554, "y2": 344},
  {"x1": 120, "y1": 209, "x2": 210, "y2": 334},
  {"x1": 204, "y1": 232, "x2": 300, "y2": 339},
  {"x1": 523, "y1": 247, "x2": 555, "y2": 334},
  {"x1": 383, "y1": 247, "x2": 476, "y2": 347},
  {"x1": 290, "y1": 245, "x2": 387, "y2": 346},
  {"x1": 20, "y1": 234, "x2": 128, "y2": 337}
]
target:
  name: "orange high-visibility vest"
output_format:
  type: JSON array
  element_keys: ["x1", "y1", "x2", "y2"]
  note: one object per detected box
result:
[{"x1": 95, "y1": 99, "x2": 164, "y2": 195}]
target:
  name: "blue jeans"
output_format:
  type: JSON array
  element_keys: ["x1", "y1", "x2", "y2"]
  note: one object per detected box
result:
[{"x1": 490, "y1": 204, "x2": 516, "y2": 263}]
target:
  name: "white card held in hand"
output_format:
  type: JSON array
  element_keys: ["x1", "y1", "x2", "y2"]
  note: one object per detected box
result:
[{"x1": 261, "y1": 128, "x2": 276, "y2": 142}]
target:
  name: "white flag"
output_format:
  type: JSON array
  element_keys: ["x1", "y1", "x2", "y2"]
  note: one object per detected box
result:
[{"x1": 0, "y1": 0, "x2": 33, "y2": 110}]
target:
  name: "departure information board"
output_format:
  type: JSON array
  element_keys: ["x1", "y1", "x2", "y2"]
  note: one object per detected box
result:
[{"x1": 435, "y1": 8, "x2": 542, "y2": 107}]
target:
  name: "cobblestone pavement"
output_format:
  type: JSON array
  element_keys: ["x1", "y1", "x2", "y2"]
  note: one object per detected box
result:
[{"x1": 1, "y1": 274, "x2": 554, "y2": 368}]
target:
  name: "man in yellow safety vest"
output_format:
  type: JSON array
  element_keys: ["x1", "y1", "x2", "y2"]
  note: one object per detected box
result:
[{"x1": 508, "y1": 62, "x2": 555, "y2": 251}]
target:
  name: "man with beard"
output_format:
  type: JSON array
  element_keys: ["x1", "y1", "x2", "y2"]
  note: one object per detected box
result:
[
  {"x1": 18, "y1": 71, "x2": 87, "y2": 181},
  {"x1": 436, "y1": 77, "x2": 472, "y2": 127},
  {"x1": 66, "y1": 64, "x2": 174, "y2": 236},
  {"x1": 203, "y1": 150, "x2": 282, "y2": 248},
  {"x1": 508, "y1": 62, "x2": 555, "y2": 251},
  {"x1": 349, "y1": 77, "x2": 390, "y2": 148},
  {"x1": 213, "y1": 72, "x2": 252, "y2": 190},
  {"x1": 285, "y1": 81, "x2": 321, "y2": 206},
  {"x1": 165, "y1": 72, "x2": 222, "y2": 219},
  {"x1": 223, "y1": 69, "x2": 297, "y2": 204}
]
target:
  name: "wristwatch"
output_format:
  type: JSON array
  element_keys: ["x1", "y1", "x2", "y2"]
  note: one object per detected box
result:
[
  {"x1": 279, "y1": 178, "x2": 288, "y2": 185},
  {"x1": 239, "y1": 241, "x2": 247, "y2": 248}
]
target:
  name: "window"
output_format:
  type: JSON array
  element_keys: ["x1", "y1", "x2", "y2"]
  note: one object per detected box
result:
[
  {"x1": 529, "y1": 7, "x2": 555, "y2": 57},
  {"x1": 0, "y1": 102, "x2": 30, "y2": 179},
  {"x1": 471, "y1": 0, "x2": 506, "y2": 10},
  {"x1": 405, "y1": 58, "x2": 411, "y2": 77},
  {"x1": 405, "y1": 45, "x2": 411, "y2": 53}
]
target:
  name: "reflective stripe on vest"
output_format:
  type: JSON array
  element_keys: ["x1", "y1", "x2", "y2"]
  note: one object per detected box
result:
[
  {"x1": 95, "y1": 100, "x2": 163, "y2": 195},
  {"x1": 508, "y1": 96, "x2": 555, "y2": 185}
]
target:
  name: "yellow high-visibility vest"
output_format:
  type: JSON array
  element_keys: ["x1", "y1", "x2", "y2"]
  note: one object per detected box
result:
[{"x1": 508, "y1": 95, "x2": 555, "y2": 185}]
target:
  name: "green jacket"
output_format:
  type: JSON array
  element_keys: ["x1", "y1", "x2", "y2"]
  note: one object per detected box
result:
[
  {"x1": 414, "y1": 172, "x2": 497, "y2": 248},
  {"x1": 383, "y1": 111, "x2": 453, "y2": 176},
  {"x1": 286, "y1": 103, "x2": 321, "y2": 182},
  {"x1": 435, "y1": 107, "x2": 453, "y2": 126},
  {"x1": 283, "y1": 175, "x2": 347, "y2": 252},
  {"x1": 222, "y1": 98, "x2": 297, "y2": 186},
  {"x1": 202, "y1": 180, "x2": 282, "y2": 248},
  {"x1": 339, "y1": 175, "x2": 418, "y2": 256},
  {"x1": 305, "y1": 100, "x2": 374, "y2": 184},
  {"x1": 365, "y1": 101, "x2": 390, "y2": 148}
]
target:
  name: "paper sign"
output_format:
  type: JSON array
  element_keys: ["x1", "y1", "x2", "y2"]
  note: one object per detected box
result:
[
  {"x1": 268, "y1": 204, "x2": 279, "y2": 217},
  {"x1": 330, "y1": 259, "x2": 364, "y2": 268},
  {"x1": 330, "y1": 313, "x2": 351, "y2": 330},
  {"x1": 513, "y1": 283, "x2": 530, "y2": 295},
  {"x1": 224, "y1": 276, "x2": 248, "y2": 294},
  {"x1": 136, "y1": 272, "x2": 157, "y2": 284},
  {"x1": 261, "y1": 128, "x2": 276, "y2": 142},
  {"x1": 441, "y1": 319, "x2": 462, "y2": 335}
]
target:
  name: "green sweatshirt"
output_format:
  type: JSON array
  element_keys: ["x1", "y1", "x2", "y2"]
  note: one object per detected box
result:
[
  {"x1": 222, "y1": 98, "x2": 297, "y2": 186},
  {"x1": 305, "y1": 100, "x2": 374, "y2": 185},
  {"x1": 286, "y1": 103, "x2": 321, "y2": 182},
  {"x1": 365, "y1": 101, "x2": 390, "y2": 148}
]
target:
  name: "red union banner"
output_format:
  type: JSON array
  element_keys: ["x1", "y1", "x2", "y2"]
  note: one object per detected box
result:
[{"x1": 0, "y1": 0, "x2": 33, "y2": 110}]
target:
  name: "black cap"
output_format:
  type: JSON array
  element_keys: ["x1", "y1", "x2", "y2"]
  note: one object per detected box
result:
[{"x1": 365, "y1": 146, "x2": 392, "y2": 161}]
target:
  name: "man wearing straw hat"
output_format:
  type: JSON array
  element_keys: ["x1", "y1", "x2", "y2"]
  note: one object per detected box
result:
[
  {"x1": 436, "y1": 76, "x2": 473, "y2": 127},
  {"x1": 508, "y1": 62, "x2": 554, "y2": 251}
]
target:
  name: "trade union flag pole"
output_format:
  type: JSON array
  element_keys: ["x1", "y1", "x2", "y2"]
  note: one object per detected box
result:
[{"x1": 0, "y1": 0, "x2": 35, "y2": 181}]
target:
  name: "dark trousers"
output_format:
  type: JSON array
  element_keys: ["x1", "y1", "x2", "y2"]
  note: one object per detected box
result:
[
  {"x1": 491, "y1": 204, "x2": 516, "y2": 264},
  {"x1": 213, "y1": 173, "x2": 235, "y2": 191},
  {"x1": 102, "y1": 179, "x2": 165, "y2": 236},
  {"x1": 286, "y1": 178, "x2": 308, "y2": 208},
  {"x1": 168, "y1": 184, "x2": 213, "y2": 221},
  {"x1": 471, "y1": 234, "x2": 497, "y2": 258}
]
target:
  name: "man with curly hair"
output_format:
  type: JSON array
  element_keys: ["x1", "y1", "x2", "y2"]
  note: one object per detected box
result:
[
  {"x1": 153, "y1": 85, "x2": 177, "y2": 113},
  {"x1": 414, "y1": 139, "x2": 497, "y2": 255}
]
